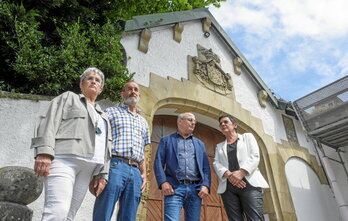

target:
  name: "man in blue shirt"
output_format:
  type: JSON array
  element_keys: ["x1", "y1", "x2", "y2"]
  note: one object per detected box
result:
[
  {"x1": 154, "y1": 112, "x2": 211, "y2": 221},
  {"x1": 92, "y1": 81, "x2": 150, "y2": 221}
]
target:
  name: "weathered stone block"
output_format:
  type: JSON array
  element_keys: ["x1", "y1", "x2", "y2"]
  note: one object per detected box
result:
[
  {"x1": 0, "y1": 166, "x2": 43, "y2": 205},
  {"x1": 0, "y1": 201, "x2": 32, "y2": 221}
]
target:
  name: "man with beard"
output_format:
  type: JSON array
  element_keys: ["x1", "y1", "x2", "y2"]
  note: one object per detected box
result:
[{"x1": 92, "y1": 81, "x2": 151, "y2": 221}]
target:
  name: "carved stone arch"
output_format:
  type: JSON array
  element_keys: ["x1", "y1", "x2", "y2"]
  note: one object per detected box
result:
[
  {"x1": 136, "y1": 73, "x2": 282, "y2": 220},
  {"x1": 140, "y1": 96, "x2": 277, "y2": 219},
  {"x1": 284, "y1": 157, "x2": 332, "y2": 221},
  {"x1": 286, "y1": 156, "x2": 327, "y2": 184}
]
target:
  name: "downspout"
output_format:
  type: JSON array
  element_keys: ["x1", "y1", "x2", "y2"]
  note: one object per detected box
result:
[
  {"x1": 315, "y1": 141, "x2": 348, "y2": 221},
  {"x1": 337, "y1": 148, "x2": 348, "y2": 179}
]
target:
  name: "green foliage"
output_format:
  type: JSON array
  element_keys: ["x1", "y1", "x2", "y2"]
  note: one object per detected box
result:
[
  {"x1": 0, "y1": 0, "x2": 224, "y2": 101},
  {"x1": 101, "y1": 0, "x2": 225, "y2": 21}
]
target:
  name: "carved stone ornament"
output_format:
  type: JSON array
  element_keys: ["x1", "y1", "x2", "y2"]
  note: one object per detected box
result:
[
  {"x1": 233, "y1": 57, "x2": 243, "y2": 75},
  {"x1": 138, "y1": 28, "x2": 152, "y2": 53},
  {"x1": 258, "y1": 90, "x2": 268, "y2": 108},
  {"x1": 192, "y1": 44, "x2": 232, "y2": 95},
  {"x1": 173, "y1": 23, "x2": 184, "y2": 43},
  {"x1": 202, "y1": 18, "x2": 212, "y2": 33}
]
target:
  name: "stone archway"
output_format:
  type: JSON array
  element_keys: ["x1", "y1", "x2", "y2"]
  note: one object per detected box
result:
[
  {"x1": 137, "y1": 74, "x2": 280, "y2": 220},
  {"x1": 285, "y1": 157, "x2": 338, "y2": 221}
]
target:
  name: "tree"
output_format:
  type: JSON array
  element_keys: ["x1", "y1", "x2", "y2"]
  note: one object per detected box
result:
[{"x1": 0, "y1": 0, "x2": 225, "y2": 101}]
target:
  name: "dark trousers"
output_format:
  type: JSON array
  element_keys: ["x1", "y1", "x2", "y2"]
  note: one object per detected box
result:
[{"x1": 221, "y1": 181, "x2": 264, "y2": 221}]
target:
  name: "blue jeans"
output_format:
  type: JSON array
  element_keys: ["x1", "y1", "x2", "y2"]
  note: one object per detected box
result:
[
  {"x1": 164, "y1": 184, "x2": 202, "y2": 221},
  {"x1": 93, "y1": 158, "x2": 142, "y2": 221}
]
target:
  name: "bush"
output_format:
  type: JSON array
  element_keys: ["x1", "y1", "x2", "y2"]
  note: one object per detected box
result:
[{"x1": 0, "y1": 0, "x2": 224, "y2": 101}]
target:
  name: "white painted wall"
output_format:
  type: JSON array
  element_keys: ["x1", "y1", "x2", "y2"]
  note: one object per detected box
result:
[
  {"x1": 285, "y1": 158, "x2": 340, "y2": 221},
  {"x1": 121, "y1": 18, "x2": 344, "y2": 219},
  {"x1": 122, "y1": 20, "x2": 297, "y2": 146}
]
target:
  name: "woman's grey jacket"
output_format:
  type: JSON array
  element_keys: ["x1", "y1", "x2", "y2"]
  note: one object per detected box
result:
[{"x1": 31, "y1": 91, "x2": 112, "y2": 179}]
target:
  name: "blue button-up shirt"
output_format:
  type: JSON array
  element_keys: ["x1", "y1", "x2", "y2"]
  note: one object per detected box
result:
[{"x1": 176, "y1": 133, "x2": 200, "y2": 181}]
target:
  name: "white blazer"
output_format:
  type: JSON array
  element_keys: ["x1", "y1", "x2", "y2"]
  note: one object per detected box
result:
[{"x1": 213, "y1": 133, "x2": 269, "y2": 194}]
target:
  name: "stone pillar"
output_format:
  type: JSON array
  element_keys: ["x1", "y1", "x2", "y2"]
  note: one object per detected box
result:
[{"x1": 0, "y1": 166, "x2": 43, "y2": 221}]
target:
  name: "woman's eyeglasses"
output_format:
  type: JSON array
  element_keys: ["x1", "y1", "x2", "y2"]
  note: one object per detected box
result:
[
  {"x1": 86, "y1": 76, "x2": 102, "y2": 85},
  {"x1": 219, "y1": 120, "x2": 231, "y2": 126}
]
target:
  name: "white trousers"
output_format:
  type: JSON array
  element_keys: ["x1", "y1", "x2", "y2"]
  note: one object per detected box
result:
[{"x1": 41, "y1": 158, "x2": 98, "y2": 221}]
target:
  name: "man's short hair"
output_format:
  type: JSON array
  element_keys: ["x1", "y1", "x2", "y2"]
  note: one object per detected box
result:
[{"x1": 122, "y1": 81, "x2": 138, "y2": 92}]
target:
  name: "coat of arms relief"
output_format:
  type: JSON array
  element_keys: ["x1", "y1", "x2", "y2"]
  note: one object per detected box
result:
[{"x1": 189, "y1": 44, "x2": 232, "y2": 95}]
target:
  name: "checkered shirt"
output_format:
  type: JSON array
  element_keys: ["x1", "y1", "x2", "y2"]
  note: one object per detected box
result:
[{"x1": 106, "y1": 104, "x2": 150, "y2": 164}]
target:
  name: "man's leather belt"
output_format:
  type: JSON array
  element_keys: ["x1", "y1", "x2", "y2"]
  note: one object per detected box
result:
[
  {"x1": 179, "y1": 179, "x2": 200, "y2": 184},
  {"x1": 112, "y1": 155, "x2": 139, "y2": 167}
]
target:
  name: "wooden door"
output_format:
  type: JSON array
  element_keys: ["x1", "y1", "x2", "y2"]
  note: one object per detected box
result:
[{"x1": 146, "y1": 115, "x2": 228, "y2": 221}]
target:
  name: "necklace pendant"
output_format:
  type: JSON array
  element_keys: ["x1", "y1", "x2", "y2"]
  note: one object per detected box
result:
[{"x1": 95, "y1": 126, "x2": 102, "y2": 134}]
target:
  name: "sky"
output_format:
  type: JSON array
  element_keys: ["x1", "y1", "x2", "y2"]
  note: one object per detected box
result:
[{"x1": 209, "y1": 0, "x2": 348, "y2": 101}]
